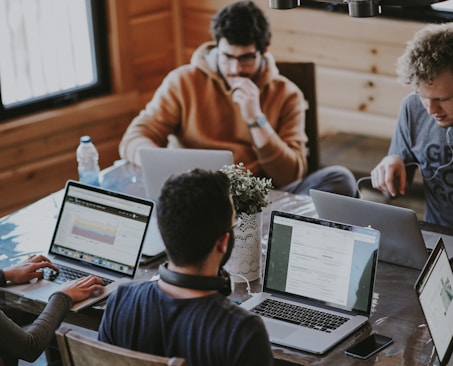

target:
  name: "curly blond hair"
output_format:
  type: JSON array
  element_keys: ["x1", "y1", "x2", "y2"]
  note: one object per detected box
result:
[{"x1": 397, "y1": 23, "x2": 453, "y2": 87}]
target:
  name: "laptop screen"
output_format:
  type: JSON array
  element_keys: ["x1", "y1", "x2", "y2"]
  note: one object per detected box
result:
[
  {"x1": 415, "y1": 239, "x2": 453, "y2": 365},
  {"x1": 264, "y1": 211, "x2": 380, "y2": 315},
  {"x1": 50, "y1": 181, "x2": 153, "y2": 277},
  {"x1": 139, "y1": 147, "x2": 233, "y2": 201}
]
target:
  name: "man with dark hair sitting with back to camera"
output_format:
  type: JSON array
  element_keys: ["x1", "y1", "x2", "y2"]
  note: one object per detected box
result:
[{"x1": 98, "y1": 169, "x2": 273, "y2": 366}]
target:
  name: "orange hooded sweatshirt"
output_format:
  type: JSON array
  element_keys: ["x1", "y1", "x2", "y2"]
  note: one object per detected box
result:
[{"x1": 119, "y1": 42, "x2": 308, "y2": 188}]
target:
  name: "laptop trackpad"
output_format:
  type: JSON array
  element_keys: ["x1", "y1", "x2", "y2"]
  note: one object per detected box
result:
[
  {"x1": 267, "y1": 321, "x2": 299, "y2": 340},
  {"x1": 26, "y1": 281, "x2": 60, "y2": 301}
]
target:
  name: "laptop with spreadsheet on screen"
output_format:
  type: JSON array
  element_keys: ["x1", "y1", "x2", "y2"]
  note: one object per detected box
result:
[
  {"x1": 1, "y1": 180, "x2": 153, "y2": 311},
  {"x1": 240, "y1": 211, "x2": 380, "y2": 354},
  {"x1": 415, "y1": 238, "x2": 453, "y2": 366}
]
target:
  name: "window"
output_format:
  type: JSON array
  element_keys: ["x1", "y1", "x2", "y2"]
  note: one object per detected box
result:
[{"x1": 0, "y1": 0, "x2": 110, "y2": 120}]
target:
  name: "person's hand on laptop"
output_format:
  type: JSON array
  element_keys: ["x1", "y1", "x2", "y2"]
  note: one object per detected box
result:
[
  {"x1": 371, "y1": 155, "x2": 407, "y2": 197},
  {"x1": 61, "y1": 275, "x2": 105, "y2": 303},
  {"x1": 2, "y1": 254, "x2": 60, "y2": 284}
]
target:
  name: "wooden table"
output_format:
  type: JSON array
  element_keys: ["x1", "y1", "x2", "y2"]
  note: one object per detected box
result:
[{"x1": 0, "y1": 161, "x2": 437, "y2": 365}]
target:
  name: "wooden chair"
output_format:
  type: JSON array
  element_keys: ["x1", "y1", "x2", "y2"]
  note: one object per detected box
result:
[
  {"x1": 55, "y1": 326, "x2": 187, "y2": 366},
  {"x1": 276, "y1": 62, "x2": 320, "y2": 174}
]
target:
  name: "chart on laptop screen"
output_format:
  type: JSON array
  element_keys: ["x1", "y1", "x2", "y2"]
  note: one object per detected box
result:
[
  {"x1": 52, "y1": 185, "x2": 151, "y2": 275},
  {"x1": 71, "y1": 216, "x2": 117, "y2": 245}
]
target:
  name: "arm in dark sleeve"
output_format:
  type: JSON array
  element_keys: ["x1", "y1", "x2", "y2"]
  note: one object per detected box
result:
[{"x1": 0, "y1": 292, "x2": 72, "y2": 363}]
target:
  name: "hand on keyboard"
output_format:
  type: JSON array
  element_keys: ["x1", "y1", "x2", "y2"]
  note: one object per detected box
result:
[
  {"x1": 3, "y1": 254, "x2": 59, "y2": 284},
  {"x1": 60, "y1": 275, "x2": 106, "y2": 303},
  {"x1": 45, "y1": 265, "x2": 113, "y2": 285},
  {"x1": 41, "y1": 267, "x2": 59, "y2": 281}
]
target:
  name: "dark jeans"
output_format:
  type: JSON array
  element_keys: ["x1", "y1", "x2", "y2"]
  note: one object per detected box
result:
[{"x1": 280, "y1": 165, "x2": 357, "y2": 197}]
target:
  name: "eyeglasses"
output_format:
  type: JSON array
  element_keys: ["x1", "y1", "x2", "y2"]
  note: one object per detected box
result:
[{"x1": 219, "y1": 51, "x2": 259, "y2": 67}]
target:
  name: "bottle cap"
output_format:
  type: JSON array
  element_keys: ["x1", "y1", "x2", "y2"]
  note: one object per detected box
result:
[{"x1": 80, "y1": 135, "x2": 92, "y2": 143}]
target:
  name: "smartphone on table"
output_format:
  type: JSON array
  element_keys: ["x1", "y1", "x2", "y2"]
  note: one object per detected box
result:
[{"x1": 344, "y1": 333, "x2": 393, "y2": 359}]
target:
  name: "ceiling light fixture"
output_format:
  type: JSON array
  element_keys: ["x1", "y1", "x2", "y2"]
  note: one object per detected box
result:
[{"x1": 269, "y1": 0, "x2": 447, "y2": 17}]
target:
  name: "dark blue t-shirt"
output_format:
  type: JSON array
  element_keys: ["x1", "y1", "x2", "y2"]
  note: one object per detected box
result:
[{"x1": 98, "y1": 280, "x2": 273, "y2": 366}]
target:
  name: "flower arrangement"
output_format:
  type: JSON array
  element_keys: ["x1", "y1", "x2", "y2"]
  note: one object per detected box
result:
[{"x1": 220, "y1": 163, "x2": 273, "y2": 216}]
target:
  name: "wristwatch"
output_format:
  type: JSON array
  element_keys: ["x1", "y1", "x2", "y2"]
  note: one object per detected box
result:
[{"x1": 247, "y1": 114, "x2": 267, "y2": 129}]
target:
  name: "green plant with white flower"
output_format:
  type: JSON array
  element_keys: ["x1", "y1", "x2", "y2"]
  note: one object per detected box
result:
[{"x1": 220, "y1": 163, "x2": 273, "y2": 215}]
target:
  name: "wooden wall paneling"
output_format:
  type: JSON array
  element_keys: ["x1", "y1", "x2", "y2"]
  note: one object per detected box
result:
[
  {"x1": 263, "y1": 6, "x2": 425, "y2": 43},
  {"x1": 1, "y1": 119, "x2": 118, "y2": 173},
  {"x1": 182, "y1": 0, "x2": 232, "y2": 12},
  {"x1": 130, "y1": 13, "x2": 174, "y2": 60},
  {"x1": 261, "y1": 5, "x2": 426, "y2": 138},
  {"x1": 0, "y1": 152, "x2": 77, "y2": 216},
  {"x1": 270, "y1": 30, "x2": 409, "y2": 76},
  {"x1": 0, "y1": 94, "x2": 136, "y2": 145},
  {"x1": 133, "y1": 53, "x2": 175, "y2": 94},
  {"x1": 129, "y1": 7, "x2": 177, "y2": 97},
  {"x1": 106, "y1": 0, "x2": 135, "y2": 93},
  {"x1": 182, "y1": 49, "x2": 194, "y2": 64},
  {"x1": 171, "y1": 0, "x2": 184, "y2": 66},
  {"x1": 180, "y1": 8, "x2": 214, "y2": 64},
  {"x1": 128, "y1": 0, "x2": 169, "y2": 17},
  {"x1": 316, "y1": 67, "x2": 412, "y2": 118},
  {"x1": 180, "y1": 0, "x2": 234, "y2": 52},
  {"x1": 0, "y1": 139, "x2": 121, "y2": 218},
  {"x1": 319, "y1": 106, "x2": 398, "y2": 138},
  {"x1": 138, "y1": 90, "x2": 157, "y2": 109},
  {"x1": 0, "y1": 93, "x2": 138, "y2": 215},
  {"x1": 265, "y1": 7, "x2": 426, "y2": 77},
  {"x1": 182, "y1": 10, "x2": 212, "y2": 49}
]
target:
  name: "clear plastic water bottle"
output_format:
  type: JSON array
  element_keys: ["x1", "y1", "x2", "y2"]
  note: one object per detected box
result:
[{"x1": 76, "y1": 136, "x2": 100, "y2": 186}]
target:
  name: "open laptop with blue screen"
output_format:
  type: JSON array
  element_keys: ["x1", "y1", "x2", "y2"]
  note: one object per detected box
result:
[
  {"x1": 240, "y1": 210, "x2": 380, "y2": 354},
  {"x1": 415, "y1": 238, "x2": 453, "y2": 366},
  {"x1": 1, "y1": 180, "x2": 153, "y2": 311}
]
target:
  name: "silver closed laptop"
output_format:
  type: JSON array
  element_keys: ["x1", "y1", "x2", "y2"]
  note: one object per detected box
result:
[
  {"x1": 310, "y1": 189, "x2": 429, "y2": 270},
  {"x1": 138, "y1": 147, "x2": 233, "y2": 257}
]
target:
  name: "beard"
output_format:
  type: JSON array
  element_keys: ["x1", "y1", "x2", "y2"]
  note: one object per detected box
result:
[{"x1": 220, "y1": 228, "x2": 235, "y2": 267}]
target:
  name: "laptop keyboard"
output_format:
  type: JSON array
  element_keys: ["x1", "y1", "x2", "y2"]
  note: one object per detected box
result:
[
  {"x1": 251, "y1": 299, "x2": 348, "y2": 333},
  {"x1": 42, "y1": 265, "x2": 113, "y2": 286}
]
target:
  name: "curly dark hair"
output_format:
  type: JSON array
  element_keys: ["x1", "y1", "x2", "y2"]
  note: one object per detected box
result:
[
  {"x1": 397, "y1": 23, "x2": 453, "y2": 86},
  {"x1": 157, "y1": 169, "x2": 233, "y2": 267},
  {"x1": 210, "y1": 1, "x2": 271, "y2": 53}
]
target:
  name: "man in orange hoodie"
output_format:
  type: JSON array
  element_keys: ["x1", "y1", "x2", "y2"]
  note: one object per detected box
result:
[{"x1": 120, "y1": 1, "x2": 356, "y2": 197}]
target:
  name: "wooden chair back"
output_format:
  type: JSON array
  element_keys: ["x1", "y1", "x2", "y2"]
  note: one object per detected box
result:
[
  {"x1": 55, "y1": 326, "x2": 187, "y2": 366},
  {"x1": 276, "y1": 62, "x2": 320, "y2": 174}
]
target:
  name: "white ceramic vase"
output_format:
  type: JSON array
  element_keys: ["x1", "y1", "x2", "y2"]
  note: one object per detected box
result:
[{"x1": 225, "y1": 212, "x2": 262, "y2": 283}]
